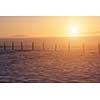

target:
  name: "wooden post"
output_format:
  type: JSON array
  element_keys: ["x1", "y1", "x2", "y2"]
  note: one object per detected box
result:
[
  {"x1": 82, "y1": 43, "x2": 85, "y2": 55},
  {"x1": 98, "y1": 43, "x2": 100, "y2": 55},
  {"x1": 42, "y1": 42, "x2": 45, "y2": 51},
  {"x1": 68, "y1": 42, "x2": 70, "y2": 54},
  {"x1": 32, "y1": 41, "x2": 35, "y2": 51},
  {"x1": 4, "y1": 42, "x2": 6, "y2": 51},
  {"x1": 0, "y1": 43, "x2": 1, "y2": 49},
  {"x1": 12, "y1": 42, "x2": 14, "y2": 50},
  {"x1": 55, "y1": 43, "x2": 57, "y2": 51},
  {"x1": 21, "y1": 42, "x2": 23, "y2": 50}
]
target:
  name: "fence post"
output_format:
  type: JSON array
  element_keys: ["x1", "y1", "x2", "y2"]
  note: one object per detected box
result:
[
  {"x1": 21, "y1": 42, "x2": 23, "y2": 51},
  {"x1": 12, "y1": 42, "x2": 14, "y2": 50},
  {"x1": 82, "y1": 43, "x2": 85, "y2": 55},
  {"x1": 0, "y1": 43, "x2": 1, "y2": 49},
  {"x1": 32, "y1": 41, "x2": 35, "y2": 51},
  {"x1": 42, "y1": 42, "x2": 45, "y2": 51},
  {"x1": 68, "y1": 42, "x2": 70, "y2": 54},
  {"x1": 55, "y1": 43, "x2": 57, "y2": 51},
  {"x1": 4, "y1": 42, "x2": 6, "y2": 51},
  {"x1": 98, "y1": 43, "x2": 100, "y2": 55}
]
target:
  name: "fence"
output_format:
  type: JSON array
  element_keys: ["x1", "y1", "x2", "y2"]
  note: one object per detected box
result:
[{"x1": 0, "y1": 41, "x2": 100, "y2": 55}]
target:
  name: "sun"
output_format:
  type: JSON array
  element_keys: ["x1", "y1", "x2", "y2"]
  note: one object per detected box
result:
[{"x1": 67, "y1": 24, "x2": 80, "y2": 37}]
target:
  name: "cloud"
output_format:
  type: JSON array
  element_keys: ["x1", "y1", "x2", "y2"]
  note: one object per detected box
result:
[{"x1": 12, "y1": 34, "x2": 29, "y2": 38}]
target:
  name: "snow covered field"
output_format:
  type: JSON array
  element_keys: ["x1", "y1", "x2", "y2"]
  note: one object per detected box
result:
[{"x1": 0, "y1": 50, "x2": 100, "y2": 83}]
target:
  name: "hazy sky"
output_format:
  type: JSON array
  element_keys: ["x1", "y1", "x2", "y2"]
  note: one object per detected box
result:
[{"x1": 0, "y1": 16, "x2": 100, "y2": 38}]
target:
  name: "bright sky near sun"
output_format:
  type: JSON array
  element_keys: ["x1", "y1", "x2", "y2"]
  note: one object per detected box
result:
[{"x1": 0, "y1": 16, "x2": 100, "y2": 38}]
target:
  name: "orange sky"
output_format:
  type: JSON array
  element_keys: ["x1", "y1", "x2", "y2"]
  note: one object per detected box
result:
[{"x1": 0, "y1": 16, "x2": 100, "y2": 38}]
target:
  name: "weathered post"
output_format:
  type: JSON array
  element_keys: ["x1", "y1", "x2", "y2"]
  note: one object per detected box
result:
[
  {"x1": 4, "y1": 42, "x2": 6, "y2": 51},
  {"x1": 55, "y1": 43, "x2": 57, "y2": 51},
  {"x1": 42, "y1": 42, "x2": 45, "y2": 51},
  {"x1": 0, "y1": 43, "x2": 1, "y2": 49},
  {"x1": 68, "y1": 42, "x2": 70, "y2": 54},
  {"x1": 98, "y1": 43, "x2": 100, "y2": 55},
  {"x1": 82, "y1": 43, "x2": 85, "y2": 55},
  {"x1": 21, "y1": 42, "x2": 23, "y2": 51},
  {"x1": 32, "y1": 41, "x2": 35, "y2": 51},
  {"x1": 12, "y1": 42, "x2": 14, "y2": 50}
]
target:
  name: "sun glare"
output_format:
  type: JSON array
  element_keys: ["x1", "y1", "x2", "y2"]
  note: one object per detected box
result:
[{"x1": 67, "y1": 24, "x2": 80, "y2": 37}]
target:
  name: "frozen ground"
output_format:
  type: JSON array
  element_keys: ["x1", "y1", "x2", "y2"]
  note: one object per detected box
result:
[{"x1": 0, "y1": 50, "x2": 100, "y2": 83}]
